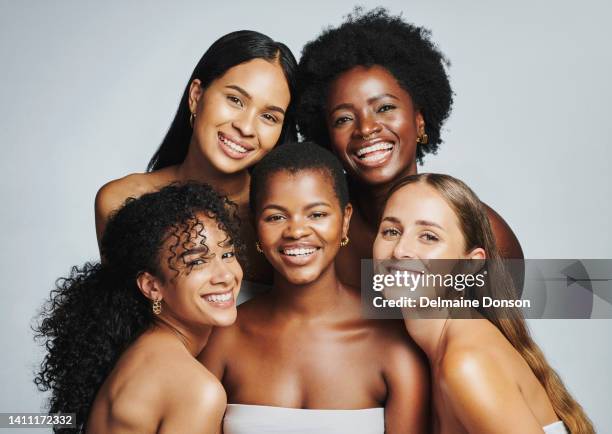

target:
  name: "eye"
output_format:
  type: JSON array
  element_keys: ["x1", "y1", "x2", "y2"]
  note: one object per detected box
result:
[
  {"x1": 420, "y1": 232, "x2": 439, "y2": 243},
  {"x1": 264, "y1": 214, "x2": 286, "y2": 222},
  {"x1": 221, "y1": 251, "x2": 236, "y2": 261},
  {"x1": 333, "y1": 115, "x2": 352, "y2": 126},
  {"x1": 261, "y1": 113, "x2": 279, "y2": 124},
  {"x1": 187, "y1": 258, "x2": 207, "y2": 267},
  {"x1": 377, "y1": 104, "x2": 396, "y2": 113},
  {"x1": 310, "y1": 211, "x2": 328, "y2": 219},
  {"x1": 382, "y1": 227, "x2": 401, "y2": 238},
  {"x1": 227, "y1": 95, "x2": 243, "y2": 107}
]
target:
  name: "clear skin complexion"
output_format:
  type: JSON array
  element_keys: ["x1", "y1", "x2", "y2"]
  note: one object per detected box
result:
[
  {"x1": 200, "y1": 170, "x2": 430, "y2": 434},
  {"x1": 325, "y1": 65, "x2": 523, "y2": 288},
  {"x1": 86, "y1": 216, "x2": 242, "y2": 434},
  {"x1": 95, "y1": 58, "x2": 290, "y2": 283},
  {"x1": 373, "y1": 183, "x2": 560, "y2": 434}
]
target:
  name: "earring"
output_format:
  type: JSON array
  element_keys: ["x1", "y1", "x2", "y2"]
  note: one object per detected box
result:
[
  {"x1": 416, "y1": 128, "x2": 428, "y2": 145},
  {"x1": 255, "y1": 241, "x2": 264, "y2": 253},
  {"x1": 189, "y1": 111, "x2": 196, "y2": 127},
  {"x1": 340, "y1": 236, "x2": 350, "y2": 247},
  {"x1": 152, "y1": 299, "x2": 162, "y2": 315}
]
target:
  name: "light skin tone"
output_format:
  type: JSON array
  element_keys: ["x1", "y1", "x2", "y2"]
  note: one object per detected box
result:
[
  {"x1": 199, "y1": 170, "x2": 429, "y2": 433},
  {"x1": 373, "y1": 182, "x2": 560, "y2": 434},
  {"x1": 95, "y1": 58, "x2": 291, "y2": 282},
  {"x1": 87, "y1": 216, "x2": 243, "y2": 434},
  {"x1": 325, "y1": 65, "x2": 523, "y2": 288}
]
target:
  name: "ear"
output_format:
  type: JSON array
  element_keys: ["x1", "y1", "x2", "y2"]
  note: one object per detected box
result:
[
  {"x1": 415, "y1": 111, "x2": 425, "y2": 134},
  {"x1": 466, "y1": 247, "x2": 486, "y2": 260},
  {"x1": 342, "y1": 203, "x2": 353, "y2": 239},
  {"x1": 188, "y1": 79, "x2": 204, "y2": 114},
  {"x1": 136, "y1": 271, "x2": 164, "y2": 302}
]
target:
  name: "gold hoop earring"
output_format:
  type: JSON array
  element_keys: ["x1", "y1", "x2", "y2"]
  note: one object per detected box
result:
[
  {"x1": 189, "y1": 111, "x2": 196, "y2": 128},
  {"x1": 152, "y1": 299, "x2": 162, "y2": 315},
  {"x1": 416, "y1": 132, "x2": 428, "y2": 145},
  {"x1": 340, "y1": 236, "x2": 350, "y2": 247},
  {"x1": 255, "y1": 241, "x2": 264, "y2": 253}
]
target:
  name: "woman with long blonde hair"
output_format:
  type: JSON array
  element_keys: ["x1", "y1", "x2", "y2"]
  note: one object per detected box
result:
[{"x1": 373, "y1": 173, "x2": 593, "y2": 433}]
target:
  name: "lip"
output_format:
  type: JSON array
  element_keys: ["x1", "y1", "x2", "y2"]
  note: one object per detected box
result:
[
  {"x1": 351, "y1": 138, "x2": 395, "y2": 169},
  {"x1": 201, "y1": 288, "x2": 236, "y2": 309},
  {"x1": 218, "y1": 132, "x2": 256, "y2": 160},
  {"x1": 277, "y1": 243, "x2": 321, "y2": 267}
]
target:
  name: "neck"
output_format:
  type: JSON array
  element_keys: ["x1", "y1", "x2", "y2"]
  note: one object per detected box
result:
[
  {"x1": 271, "y1": 265, "x2": 344, "y2": 318},
  {"x1": 402, "y1": 316, "x2": 450, "y2": 364},
  {"x1": 351, "y1": 164, "x2": 418, "y2": 228},
  {"x1": 176, "y1": 142, "x2": 250, "y2": 201},
  {"x1": 153, "y1": 315, "x2": 212, "y2": 357}
]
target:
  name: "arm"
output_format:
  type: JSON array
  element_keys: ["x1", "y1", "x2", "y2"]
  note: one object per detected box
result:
[
  {"x1": 483, "y1": 203, "x2": 523, "y2": 259},
  {"x1": 440, "y1": 351, "x2": 544, "y2": 434},
  {"x1": 383, "y1": 330, "x2": 431, "y2": 434},
  {"x1": 94, "y1": 179, "x2": 128, "y2": 246}
]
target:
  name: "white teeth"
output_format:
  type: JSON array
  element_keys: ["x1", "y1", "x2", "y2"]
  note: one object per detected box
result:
[
  {"x1": 283, "y1": 247, "x2": 317, "y2": 256},
  {"x1": 356, "y1": 142, "x2": 393, "y2": 157},
  {"x1": 220, "y1": 135, "x2": 248, "y2": 153},
  {"x1": 205, "y1": 292, "x2": 232, "y2": 303}
]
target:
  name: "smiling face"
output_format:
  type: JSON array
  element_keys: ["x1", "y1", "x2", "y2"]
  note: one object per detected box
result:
[
  {"x1": 188, "y1": 58, "x2": 291, "y2": 174},
  {"x1": 154, "y1": 215, "x2": 243, "y2": 327},
  {"x1": 255, "y1": 169, "x2": 351, "y2": 286},
  {"x1": 373, "y1": 182, "x2": 485, "y2": 262},
  {"x1": 325, "y1": 65, "x2": 424, "y2": 186}
]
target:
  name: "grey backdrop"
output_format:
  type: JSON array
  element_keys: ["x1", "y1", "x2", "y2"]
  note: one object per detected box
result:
[{"x1": 1, "y1": 0, "x2": 610, "y2": 432}]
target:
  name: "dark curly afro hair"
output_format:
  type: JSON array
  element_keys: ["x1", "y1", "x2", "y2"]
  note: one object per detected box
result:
[
  {"x1": 34, "y1": 182, "x2": 242, "y2": 433},
  {"x1": 296, "y1": 7, "x2": 453, "y2": 164}
]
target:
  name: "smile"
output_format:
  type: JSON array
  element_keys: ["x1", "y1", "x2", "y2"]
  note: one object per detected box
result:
[
  {"x1": 281, "y1": 247, "x2": 319, "y2": 256},
  {"x1": 218, "y1": 132, "x2": 254, "y2": 160},
  {"x1": 278, "y1": 245, "x2": 321, "y2": 266},
  {"x1": 354, "y1": 141, "x2": 395, "y2": 166},
  {"x1": 202, "y1": 289, "x2": 235, "y2": 308}
]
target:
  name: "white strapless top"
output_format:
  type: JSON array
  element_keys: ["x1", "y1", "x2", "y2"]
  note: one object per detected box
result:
[
  {"x1": 223, "y1": 404, "x2": 385, "y2": 434},
  {"x1": 543, "y1": 421, "x2": 568, "y2": 434}
]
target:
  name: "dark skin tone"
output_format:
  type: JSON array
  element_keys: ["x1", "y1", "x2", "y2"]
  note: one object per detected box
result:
[
  {"x1": 326, "y1": 66, "x2": 523, "y2": 288},
  {"x1": 199, "y1": 170, "x2": 430, "y2": 433}
]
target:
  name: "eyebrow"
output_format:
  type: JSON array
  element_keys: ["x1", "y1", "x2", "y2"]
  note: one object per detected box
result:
[
  {"x1": 225, "y1": 85, "x2": 286, "y2": 115},
  {"x1": 329, "y1": 93, "x2": 399, "y2": 114},
  {"x1": 261, "y1": 202, "x2": 332, "y2": 212},
  {"x1": 415, "y1": 219, "x2": 444, "y2": 230},
  {"x1": 180, "y1": 246, "x2": 211, "y2": 258}
]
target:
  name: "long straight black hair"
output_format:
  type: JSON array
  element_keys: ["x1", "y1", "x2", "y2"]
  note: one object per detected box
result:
[{"x1": 147, "y1": 30, "x2": 298, "y2": 172}]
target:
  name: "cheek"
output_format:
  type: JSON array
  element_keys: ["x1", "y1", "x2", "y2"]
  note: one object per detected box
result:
[
  {"x1": 373, "y1": 237, "x2": 393, "y2": 259},
  {"x1": 258, "y1": 124, "x2": 283, "y2": 150},
  {"x1": 257, "y1": 222, "x2": 282, "y2": 246}
]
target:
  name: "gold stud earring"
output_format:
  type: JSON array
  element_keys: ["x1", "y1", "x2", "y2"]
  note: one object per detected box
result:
[
  {"x1": 152, "y1": 299, "x2": 162, "y2": 315},
  {"x1": 340, "y1": 236, "x2": 350, "y2": 247},
  {"x1": 189, "y1": 111, "x2": 196, "y2": 127},
  {"x1": 255, "y1": 241, "x2": 264, "y2": 253},
  {"x1": 416, "y1": 126, "x2": 428, "y2": 145}
]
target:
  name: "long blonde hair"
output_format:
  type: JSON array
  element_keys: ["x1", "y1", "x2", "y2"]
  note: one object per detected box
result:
[{"x1": 387, "y1": 173, "x2": 594, "y2": 434}]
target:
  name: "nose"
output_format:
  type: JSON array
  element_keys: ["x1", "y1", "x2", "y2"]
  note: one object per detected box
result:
[
  {"x1": 354, "y1": 112, "x2": 382, "y2": 139},
  {"x1": 232, "y1": 109, "x2": 256, "y2": 138},
  {"x1": 282, "y1": 216, "x2": 310, "y2": 239},
  {"x1": 392, "y1": 235, "x2": 417, "y2": 260},
  {"x1": 210, "y1": 258, "x2": 235, "y2": 287}
]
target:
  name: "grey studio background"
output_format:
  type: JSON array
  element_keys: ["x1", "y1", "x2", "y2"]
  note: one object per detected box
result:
[{"x1": 1, "y1": 0, "x2": 611, "y2": 432}]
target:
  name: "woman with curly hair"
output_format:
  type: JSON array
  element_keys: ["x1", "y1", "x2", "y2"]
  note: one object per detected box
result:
[
  {"x1": 36, "y1": 183, "x2": 243, "y2": 434},
  {"x1": 373, "y1": 173, "x2": 593, "y2": 433},
  {"x1": 296, "y1": 8, "x2": 523, "y2": 288},
  {"x1": 95, "y1": 30, "x2": 297, "y2": 285}
]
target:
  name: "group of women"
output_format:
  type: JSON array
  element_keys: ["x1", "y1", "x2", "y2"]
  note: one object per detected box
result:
[{"x1": 35, "y1": 8, "x2": 593, "y2": 434}]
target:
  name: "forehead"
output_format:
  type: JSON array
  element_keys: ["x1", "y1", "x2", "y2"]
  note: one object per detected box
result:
[
  {"x1": 261, "y1": 169, "x2": 338, "y2": 206},
  {"x1": 327, "y1": 65, "x2": 412, "y2": 105},
  {"x1": 160, "y1": 214, "x2": 229, "y2": 253},
  {"x1": 385, "y1": 183, "x2": 458, "y2": 227},
  {"x1": 212, "y1": 58, "x2": 291, "y2": 107}
]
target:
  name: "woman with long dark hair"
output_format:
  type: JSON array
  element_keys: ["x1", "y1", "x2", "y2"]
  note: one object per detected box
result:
[
  {"x1": 36, "y1": 183, "x2": 244, "y2": 433},
  {"x1": 296, "y1": 8, "x2": 523, "y2": 289},
  {"x1": 373, "y1": 173, "x2": 593, "y2": 433},
  {"x1": 95, "y1": 30, "x2": 297, "y2": 284},
  {"x1": 200, "y1": 143, "x2": 429, "y2": 434}
]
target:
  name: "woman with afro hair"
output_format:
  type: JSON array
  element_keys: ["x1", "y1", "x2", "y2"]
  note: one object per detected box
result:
[
  {"x1": 296, "y1": 7, "x2": 523, "y2": 288},
  {"x1": 35, "y1": 183, "x2": 243, "y2": 434}
]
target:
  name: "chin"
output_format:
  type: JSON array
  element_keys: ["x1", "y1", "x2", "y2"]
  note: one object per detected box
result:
[
  {"x1": 209, "y1": 311, "x2": 238, "y2": 327},
  {"x1": 284, "y1": 271, "x2": 321, "y2": 286}
]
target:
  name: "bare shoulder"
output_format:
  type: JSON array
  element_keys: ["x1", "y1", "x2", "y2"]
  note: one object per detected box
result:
[
  {"x1": 95, "y1": 169, "x2": 177, "y2": 241},
  {"x1": 482, "y1": 202, "x2": 524, "y2": 259},
  {"x1": 372, "y1": 320, "x2": 429, "y2": 380}
]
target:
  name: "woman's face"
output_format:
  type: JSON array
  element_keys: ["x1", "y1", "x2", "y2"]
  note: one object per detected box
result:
[
  {"x1": 189, "y1": 58, "x2": 291, "y2": 174},
  {"x1": 325, "y1": 65, "x2": 424, "y2": 186},
  {"x1": 373, "y1": 182, "x2": 482, "y2": 261},
  {"x1": 156, "y1": 215, "x2": 243, "y2": 327},
  {"x1": 255, "y1": 169, "x2": 351, "y2": 285}
]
